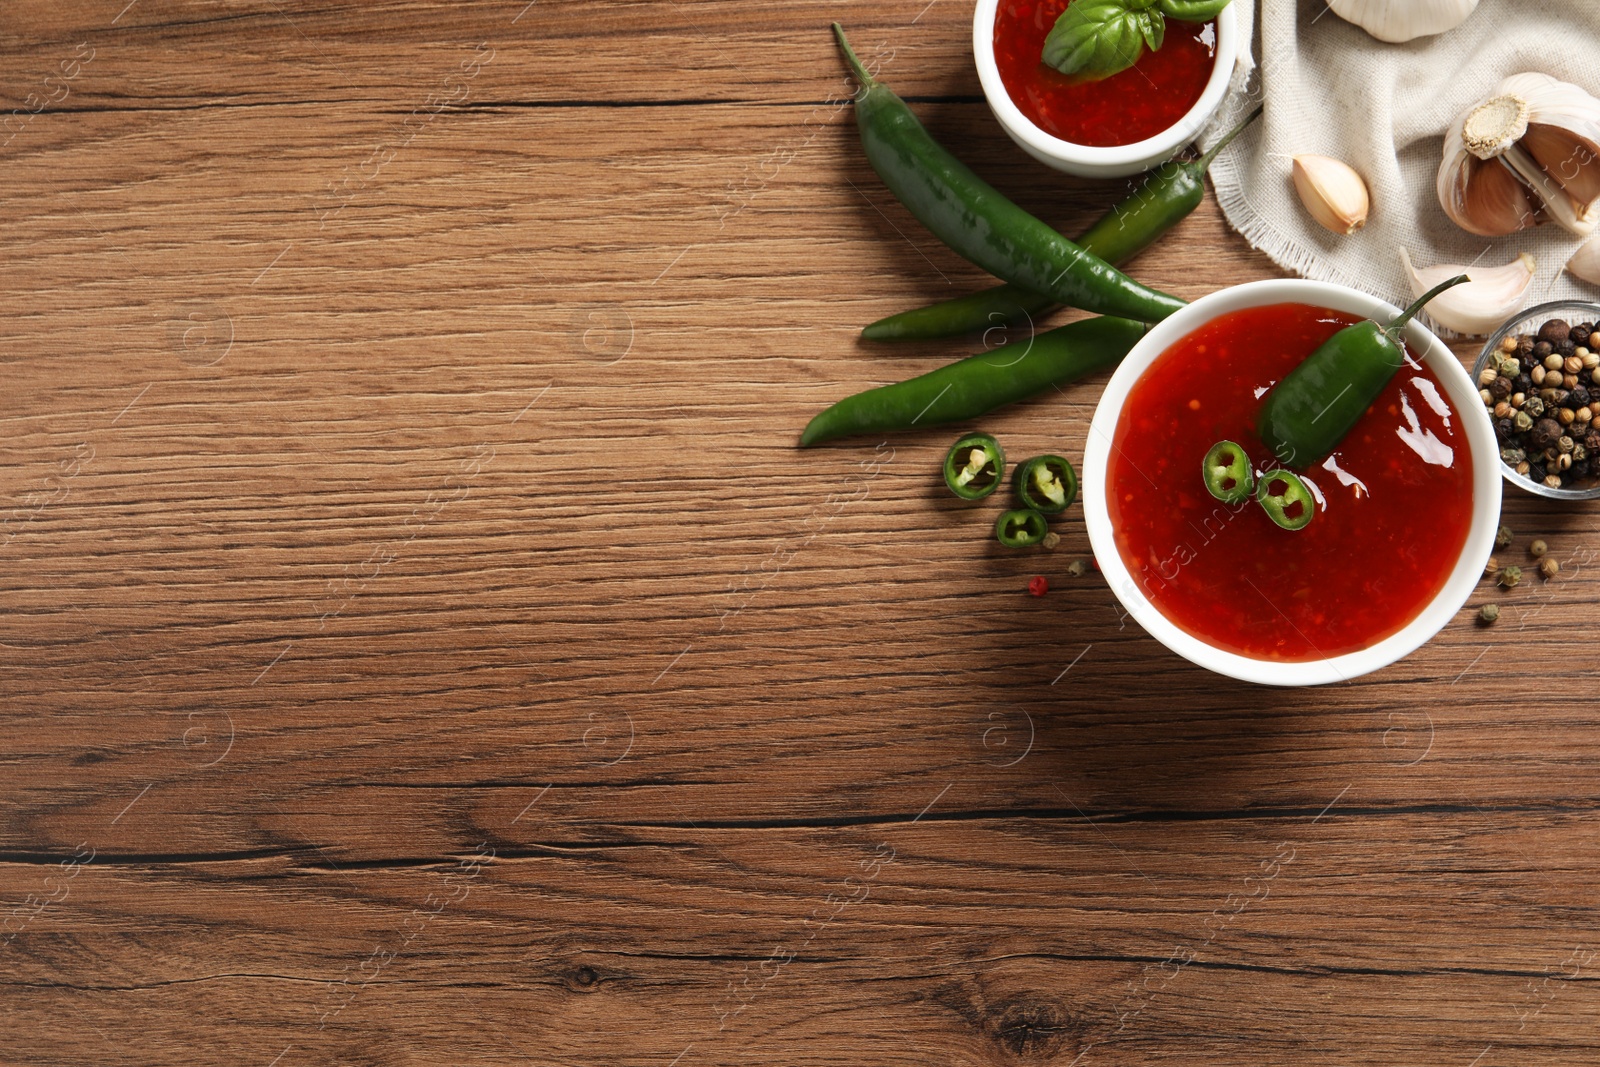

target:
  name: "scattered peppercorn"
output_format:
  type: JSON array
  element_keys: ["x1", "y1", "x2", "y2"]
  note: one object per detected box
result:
[
  {"x1": 1478, "y1": 603, "x2": 1500, "y2": 625},
  {"x1": 1495, "y1": 524, "x2": 1513, "y2": 548},
  {"x1": 1028, "y1": 575, "x2": 1048, "y2": 597},
  {"x1": 1483, "y1": 555, "x2": 1499, "y2": 578},
  {"x1": 1041, "y1": 531, "x2": 1061, "y2": 550},
  {"x1": 1496, "y1": 565, "x2": 1522, "y2": 589},
  {"x1": 1530, "y1": 539, "x2": 1548, "y2": 558},
  {"x1": 1066, "y1": 558, "x2": 1088, "y2": 578},
  {"x1": 1538, "y1": 557, "x2": 1559, "y2": 579}
]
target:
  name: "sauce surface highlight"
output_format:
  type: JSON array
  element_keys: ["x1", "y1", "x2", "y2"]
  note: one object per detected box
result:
[
  {"x1": 1108, "y1": 303, "x2": 1475, "y2": 662},
  {"x1": 993, "y1": 0, "x2": 1216, "y2": 148}
]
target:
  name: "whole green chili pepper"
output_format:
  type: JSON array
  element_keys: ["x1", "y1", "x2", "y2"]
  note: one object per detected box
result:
[
  {"x1": 798, "y1": 316, "x2": 1146, "y2": 447},
  {"x1": 995, "y1": 508, "x2": 1049, "y2": 548},
  {"x1": 1256, "y1": 276, "x2": 1470, "y2": 468},
  {"x1": 1013, "y1": 455, "x2": 1077, "y2": 515},
  {"x1": 833, "y1": 23, "x2": 1184, "y2": 326},
  {"x1": 943, "y1": 433, "x2": 1005, "y2": 500},
  {"x1": 1255, "y1": 470, "x2": 1315, "y2": 532},
  {"x1": 1201, "y1": 440, "x2": 1254, "y2": 505},
  {"x1": 861, "y1": 106, "x2": 1262, "y2": 342}
]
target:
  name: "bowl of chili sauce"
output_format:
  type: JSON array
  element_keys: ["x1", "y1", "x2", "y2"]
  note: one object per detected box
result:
[
  {"x1": 1082, "y1": 280, "x2": 1502, "y2": 686},
  {"x1": 973, "y1": 0, "x2": 1240, "y2": 178}
]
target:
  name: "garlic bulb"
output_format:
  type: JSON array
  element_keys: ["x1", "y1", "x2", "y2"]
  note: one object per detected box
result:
[
  {"x1": 1399, "y1": 248, "x2": 1535, "y2": 337},
  {"x1": 1292, "y1": 154, "x2": 1370, "y2": 235},
  {"x1": 1569, "y1": 238, "x2": 1600, "y2": 286},
  {"x1": 1437, "y1": 73, "x2": 1600, "y2": 238},
  {"x1": 1328, "y1": 0, "x2": 1477, "y2": 43}
]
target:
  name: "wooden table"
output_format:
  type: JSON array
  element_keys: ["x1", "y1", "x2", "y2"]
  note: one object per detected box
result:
[{"x1": 4, "y1": 3, "x2": 1597, "y2": 1064}]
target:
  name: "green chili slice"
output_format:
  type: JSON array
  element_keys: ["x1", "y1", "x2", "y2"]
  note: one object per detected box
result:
[
  {"x1": 1255, "y1": 469, "x2": 1315, "y2": 531},
  {"x1": 1201, "y1": 440, "x2": 1254, "y2": 505},
  {"x1": 1013, "y1": 455, "x2": 1077, "y2": 515},
  {"x1": 943, "y1": 433, "x2": 1004, "y2": 500},
  {"x1": 995, "y1": 508, "x2": 1049, "y2": 548}
]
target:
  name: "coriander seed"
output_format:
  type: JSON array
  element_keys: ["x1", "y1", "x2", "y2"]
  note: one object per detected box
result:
[
  {"x1": 1539, "y1": 557, "x2": 1560, "y2": 579},
  {"x1": 1530, "y1": 539, "x2": 1548, "y2": 557}
]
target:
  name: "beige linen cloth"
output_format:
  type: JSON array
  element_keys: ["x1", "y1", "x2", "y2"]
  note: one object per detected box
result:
[{"x1": 1201, "y1": 0, "x2": 1600, "y2": 330}]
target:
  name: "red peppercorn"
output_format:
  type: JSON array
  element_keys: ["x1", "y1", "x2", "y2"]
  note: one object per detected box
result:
[{"x1": 1028, "y1": 576, "x2": 1048, "y2": 597}]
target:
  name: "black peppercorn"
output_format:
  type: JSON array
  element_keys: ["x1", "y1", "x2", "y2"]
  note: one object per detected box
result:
[
  {"x1": 1557, "y1": 338, "x2": 1577, "y2": 359},
  {"x1": 1529, "y1": 461, "x2": 1548, "y2": 482},
  {"x1": 1516, "y1": 337, "x2": 1536, "y2": 358},
  {"x1": 1539, "y1": 320, "x2": 1571, "y2": 345},
  {"x1": 1534, "y1": 340, "x2": 1555, "y2": 360},
  {"x1": 1515, "y1": 373, "x2": 1534, "y2": 393},
  {"x1": 1530, "y1": 417, "x2": 1563, "y2": 450},
  {"x1": 1574, "y1": 324, "x2": 1595, "y2": 345},
  {"x1": 1571, "y1": 386, "x2": 1591, "y2": 407},
  {"x1": 1490, "y1": 376, "x2": 1514, "y2": 400},
  {"x1": 1562, "y1": 389, "x2": 1585, "y2": 409},
  {"x1": 1495, "y1": 417, "x2": 1514, "y2": 442},
  {"x1": 1573, "y1": 459, "x2": 1592, "y2": 478},
  {"x1": 1584, "y1": 430, "x2": 1600, "y2": 454}
]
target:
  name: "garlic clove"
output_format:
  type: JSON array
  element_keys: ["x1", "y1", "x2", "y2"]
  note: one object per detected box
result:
[
  {"x1": 1499, "y1": 143, "x2": 1599, "y2": 236},
  {"x1": 1327, "y1": 0, "x2": 1478, "y2": 43},
  {"x1": 1521, "y1": 123, "x2": 1600, "y2": 205},
  {"x1": 1292, "y1": 154, "x2": 1370, "y2": 235},
  {"x1": 1399, "y1": 248, "x2": 1536, "y2": 337},
  {"x1": 1568, "y1": 238, "x2": 1600, "y2": 287},
  {"x1": 1438, "y1": 141, "x2": 1540, "y2": 236}
]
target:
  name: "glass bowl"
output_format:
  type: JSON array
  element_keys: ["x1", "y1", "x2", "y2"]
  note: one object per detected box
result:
[{"x1": 1472, "y1": 299, "x2": 1600, "y2": 501}]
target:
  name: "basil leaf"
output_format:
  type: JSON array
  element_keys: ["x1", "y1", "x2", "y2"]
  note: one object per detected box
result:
[
  {"x1": 1042, "y1": 0, "x2": 1158, "y2": 81},
  {"x1": 1158, "y1": 0, "x2": 1231, "y2": 22},
  {"x1": 1141, "y1": 11, "x2": 1165, "y2": 53}
]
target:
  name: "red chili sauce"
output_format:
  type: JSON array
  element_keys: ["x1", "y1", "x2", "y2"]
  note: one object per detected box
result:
[
  {"x1": 993, "y1": 0, "x2": 1217, "y2": 148},
  {"x1": 1107, "y1": 304, "x2": 1475, "y2": 662}
]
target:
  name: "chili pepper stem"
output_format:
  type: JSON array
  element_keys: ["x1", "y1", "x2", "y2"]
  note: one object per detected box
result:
[
  {"x1": 832, "y1": 23, "x2": 874, "y2": 92},
  {"x1": 1389, "y1": 274, "x2": 1471, "y2": 334},
  {"x1": 1195, "y1": 104, "x2": 1264, "y2": 171}
]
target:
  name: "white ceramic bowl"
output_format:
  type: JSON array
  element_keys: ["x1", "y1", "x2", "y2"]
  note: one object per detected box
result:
[
  {"x1": 1082, "y1": 279, "x2": 1502, "y2": 687},
  {"x1": 972, "y1": 0, "x2": 1239, "y2": 179}
]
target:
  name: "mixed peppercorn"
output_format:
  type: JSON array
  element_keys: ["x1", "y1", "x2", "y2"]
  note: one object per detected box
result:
[{"x1": 1480, "y1": 318, "x2": 1600, "y2": 491}]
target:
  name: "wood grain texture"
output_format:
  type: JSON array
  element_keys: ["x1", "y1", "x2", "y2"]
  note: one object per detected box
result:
[{"x1": 4, "y1": 2, "x2": 1600, "y2": 1065}]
